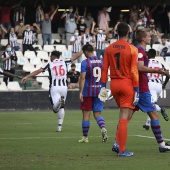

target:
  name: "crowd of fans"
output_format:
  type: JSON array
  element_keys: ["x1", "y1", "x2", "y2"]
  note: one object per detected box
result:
[{"x1": 0, "y1": 0, "x2": 170, "y2": 88}]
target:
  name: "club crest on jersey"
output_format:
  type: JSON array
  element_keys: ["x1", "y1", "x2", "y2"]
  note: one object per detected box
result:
[{"x1": 138, "y1": 53, "x2": 143, "y2": 59}]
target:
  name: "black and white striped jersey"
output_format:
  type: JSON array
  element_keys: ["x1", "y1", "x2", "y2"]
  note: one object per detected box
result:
[
  {"x1": 70, "y1": 36, "x2": 82, "y2": 53},
  {"x1": 22, "y1": 30, "x2": 35, "y2": 45},
  {"x1": 2, "y1": 51, "x2": 17, "y2": 70},
  {"x1": 95, "y1": 33, "x2": 106, "y2": 50},
  {"x1": 8, "y1": 33, "x2": 18, "y2": 47},
  {"x1": 13, "y1": 6, "x2": 25, "y2": 23},
  {"x1": 83, "y1": 34, "x2": 93, "y2": 45},
  {"x1": 41, "y1": 59, "x2": 72, "y2": 87}
]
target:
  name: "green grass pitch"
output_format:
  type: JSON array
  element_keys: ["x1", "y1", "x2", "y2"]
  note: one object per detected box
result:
[{"x1": 1, "y1": 109, "x2": 170, "y2": 170}]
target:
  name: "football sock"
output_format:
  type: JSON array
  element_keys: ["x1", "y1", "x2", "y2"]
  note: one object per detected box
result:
[
  {"x1": 82, "y1": 120, "x2": 90, "y2": 137},
  {"x1": 145, "y1": 116, "x2": 151, "y2": 126},
  {"x1": 116, "y1": 119, "x2": 128, "y2": 152},
  {"x1": 96, "y1": 116, "x2": 105, "y2": 129},
  {"x1": 155, "y1": 104, "x2": 161, "y2": 112},
  {"x1": 58, "y1": 108, "x2": 65, "y2": 126},
  {"x1": 151, "y1": 120, "x2": 164, "y2": 144}
]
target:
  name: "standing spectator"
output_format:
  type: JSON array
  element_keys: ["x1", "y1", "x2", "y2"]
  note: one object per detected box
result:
[
  {"x1": 39, "y1": 5, "x2": 59, "y2": 45},
  {"x1": 65, "y1": 14, "x2": 77, "y2": 46},
  {"x1": 157, "y1": 35, "x2": 170, "y2": 58},
  {"x1": 30, "y1": 23, "x2": 41, "y2": 45},
  {"x1": 97, "y1": 7, "x2": 110, "y2": 31},
  {"x1": 13, "y1": 4, "x2": 25, "y2": 27},
  {"x1": 83, "y1": 7, "x2": 94, "y2": 28},
  {"x1": 49, "y1": 4, "x2": 60, "y2": 33},
  {"x1": 67, "y1": 63, "x2": 80, "y2": 89},
  {"x1": 35, "y1": 2, "x2": 44, "y2": 27},
  {"x1": 61, "y1": 6, "x2": 78, "y2": 21},
  {"x1": 82, "y1": 27, "x2": 95, "y2": 45},
  {"x1": 70, "y1": 29, "x2": 82, "y2": 63},
  {"x1": 15, "y1": 19, "x2": 25, "y2": 39},
  {"x1": 2, "y1": 44, "x2": 18, "y2": 86},
  {"x1": 129, "y1": 5, "x2": 139, "y2": 29},
  {"x1": 0, "y1": 0, "x2": 21, "y2": 39},
  {"x1": 91, "y1": 21, "x2": 108, "y2": 58},
  {"x1": 22, "y1": 24, "x2": 37, "y2": 55},
  {"x1": 76, "y1": 16, "x2": 87, "y2": 35}
]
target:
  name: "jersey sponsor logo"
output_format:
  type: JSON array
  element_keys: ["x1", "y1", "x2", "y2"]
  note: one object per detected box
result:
[{"x1": 90, "y1": 60, "x2": 102, "y2": 64}]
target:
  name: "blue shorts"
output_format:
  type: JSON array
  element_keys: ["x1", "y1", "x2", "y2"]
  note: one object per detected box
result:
[
  {"x1": 80, "y1": 97, "x2": 103, "y2": 112},
  {"x1": 137, "y1": 92, "x2": 156, "y2": 113}
]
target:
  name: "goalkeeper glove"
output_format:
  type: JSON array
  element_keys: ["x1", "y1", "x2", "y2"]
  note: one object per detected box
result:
[
  {"x1": 133, "y1": 87, "x2": 139, "y2": 106},
  {"x1": 98, "y1": 87, "x2": 108, "y2": 102}
]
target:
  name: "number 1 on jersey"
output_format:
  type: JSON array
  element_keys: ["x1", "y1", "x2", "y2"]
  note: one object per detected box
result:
[{"x1": 114, "y1": 52, "x2": 120, "y2": 70}]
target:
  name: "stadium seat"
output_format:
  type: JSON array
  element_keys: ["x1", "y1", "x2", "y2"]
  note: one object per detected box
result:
[
  {"x1": 33, "y1": 45, "x2": 43, "y2": 50},
  {"x1": 16, "y1": 51, "x2": 24, "y2": 58},
  {"x1": 23, "y1": 63, "x2": 35, "y2": 72},
  {"x1": 52, "y1": 33, "x2": 61, "y2": 39},
  {"x1": 43, "y1": 45, "x2": 55, "y2": 52},
  {"x1": 8, "y1": 81, "x2": 22, "y2": 91},
  {"x1": 54, "y1": 45, "x2": 67, "y2": 52},
  {"x1": 0, "y1": 82, "x2": 8, "y2": 91},
  {"x1": 165, "y1": 57, "x2": 170, "y2": 63},
  {"x1": 62, "y1": 51, "x2": 72, "y2": 59},
  {"x1": 1, "y1": 39, "x2": 8, "y2": 46},
  {"x1": 68, "y1": 45, "x2": 73, "y2": 52},
  {"x1": 24, "y1": 51, "x2": 36, "y2": 59},
  {"x1": 82, "y1": 54, "x2": 86, "y2": 61},
  {"x1": 37, "y1": 51, "x2": 49, "y2": 60},
  {"x1": 17, "y1": 56, "x2": 29, "y2": 66},
  {"x1": 41, "y1": 80, "x2": 49, "y2": 90},
  {"x1": 0, "y1": 75, "x2": 3, "y2": 83},
  {"x1": 30, "y1": 57, "x2": 42, "y2": 65},
  {"x1": 17, "y1": 39, "x2": 22, "y2": 45},
  {"x1": 152, "y1": 44, "x2": 160, "y2": 51},
  {"x1": 110, "y1": 39, "x2": 117, "y2": 44}
]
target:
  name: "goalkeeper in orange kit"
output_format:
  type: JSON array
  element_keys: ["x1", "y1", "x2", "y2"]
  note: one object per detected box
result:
[{"x1": 98, "y1": 22, "x2": 139, "y2": 157}]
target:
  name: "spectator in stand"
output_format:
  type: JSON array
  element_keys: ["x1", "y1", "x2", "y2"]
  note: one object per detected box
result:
[
  {"x1": 12, "y1": 3, "x2": 26, "y2": 27},
  {"x1": 49, "y1": 4, "x2": 60, "y2": 33},
  {"x1": 91, "y1": 21, "x2": 108, "y2": 58},
  {"x1": 145, "y1": 2, "x2": 159, "y2": 24},
  {"x1": 2, "y1": 44, "x2": 18, "y2": 86},
  {"x1": 157, "y1": 35, "x2": 170, "y2": 58},
  {"x1": 22, "y1": 24, "x2": 37, "y2": 55},
  {"x1": 30, "y1": 23, "x2": 41, "y2": 45},
  {"x1": 70, "y1": 29, "x2": 82, "y2": 63},
  {"x1": 84, "y1": 7, "x2": 94, "y2": 28},
  {"x1": 61, "y1": 6, "x2": 78, "y2": 21},
  {"x1": 67, "y1": 63, "x2": 80, "y2": 89},
  {"x1": 15, "y1": 19, "x2": 25, "y2": 39},
  {"x1": 139, "y1": 5, "x2": 148, "y2": 28},
  {"x1": 82, "y1": 27, "x2": 95, "y2": 45},
  {"x1": 149, "y1": 19, "x2": 161, "y2": 45},
  {"x1": 65, "y1": 14, "x2": 77, "y2": 46},
  {"x1": 76, "y1": 16, "x2": 87, "y2": 35},
  {"x1": 35, "y1": 1, "x2": 44, "y2": 27},
  {"x1": 0, "y1": 0, "x2": 21, "y2": 39},
  {"x1": 129, "y1": 4, "x2": 139, "y2": 29},
  {"x1": 97, "y1": 7, "x2": 110, "y2": 31},
  {"x1": 39, "y1": 5, "x2": 59, "y2": 45}
]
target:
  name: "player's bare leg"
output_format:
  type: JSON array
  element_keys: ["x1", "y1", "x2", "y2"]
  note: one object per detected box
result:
[
  {"x1": 78, "y1": 110, "x2": 91, "y2": 143},
  {"x1": 147, "y1": 110, "x2": 170, "y2": 152},
  {"x1": 93, "y1": 112, "x2": 108, "y2": 143}
]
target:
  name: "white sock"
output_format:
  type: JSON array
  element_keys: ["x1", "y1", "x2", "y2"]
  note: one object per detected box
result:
[
  {"x1": 58, "y1": 108, "x2": 65, "y2": 126},
  {"x1": 159, "y1": 141, "x2": 165, "y2": 148},
  {"x1": 145, "y1": 116, "x2": 151, "y2": 126},
  {"x1": 155, "y1": 104, "x2": 161, "y2": 112}
]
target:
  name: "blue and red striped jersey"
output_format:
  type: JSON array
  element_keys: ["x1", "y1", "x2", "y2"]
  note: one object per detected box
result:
[{"x1": 81, "y1": 56, "x2": 103, "y2": 97}]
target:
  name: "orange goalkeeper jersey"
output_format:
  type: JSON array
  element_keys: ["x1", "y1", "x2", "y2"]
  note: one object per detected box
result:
[{"x1": 101, "y1": 39, "x2": 139, "y2": 88}]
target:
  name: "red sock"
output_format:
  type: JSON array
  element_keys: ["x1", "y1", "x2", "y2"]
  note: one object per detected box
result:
[{"x1": 116, "y1": 119, "x2": 128, "y2": 152}]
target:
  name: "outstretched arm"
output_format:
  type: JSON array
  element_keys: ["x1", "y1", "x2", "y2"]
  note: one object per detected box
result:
[
  {"x1": 50, "y1": 5, "x2": 59, "y2": 20},
  {"x1": 70, "y1": 51, "x2": 83, "y2": 62}
]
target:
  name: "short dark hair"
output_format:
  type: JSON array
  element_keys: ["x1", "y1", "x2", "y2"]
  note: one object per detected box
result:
[
  {"x1": 51, "y1": 51, "x2": 61, "y2": 58},
  {"x1": 147, "y1": 49, "x2": 156, "y2": 59},
  {"x1": 161, "y1": 35, "x2": 166, "y2": 39},
  {"x1": 117, "y1": 22, "x2": 129, "y2": 38},
  {"x1": 71, "y1": 63, "x2": 76, "y2": 67},
  {"x1": 82, "y1": 44, "x2": 93, "y2": 53}
]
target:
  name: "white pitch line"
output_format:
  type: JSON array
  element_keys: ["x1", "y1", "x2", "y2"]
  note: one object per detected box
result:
[{"x1": 130, "y1": 135, "x2": 170, "y2": 141}]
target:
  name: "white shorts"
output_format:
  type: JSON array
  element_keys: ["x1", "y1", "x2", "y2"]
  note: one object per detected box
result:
[
  {"x1": 49, "y1": 86, "x2": 67, "y2": 108},
  {"x1": 148, "y1": 82, "x2": 162, "y2": 103}
]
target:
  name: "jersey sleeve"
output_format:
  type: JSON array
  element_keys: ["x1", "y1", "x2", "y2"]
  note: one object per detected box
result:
[
  {"x1": 2, "y1": 52, "x2": 5, "y2": 59},
  {"x1": 41, "y1": 63, "x2": 49, "y2": 72},
  {"x1": 81, "y1": 60, "x2": 87, "y2": 73},
  {"x1": 137, "y1": 49, "x2": 145, "y2": 62},
  {"x1": 101, "y1": 47, "x2": 109, "y2": 83},
  {"x1": 130, "y1": 45, "x2": 139, "y2": 88}
]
